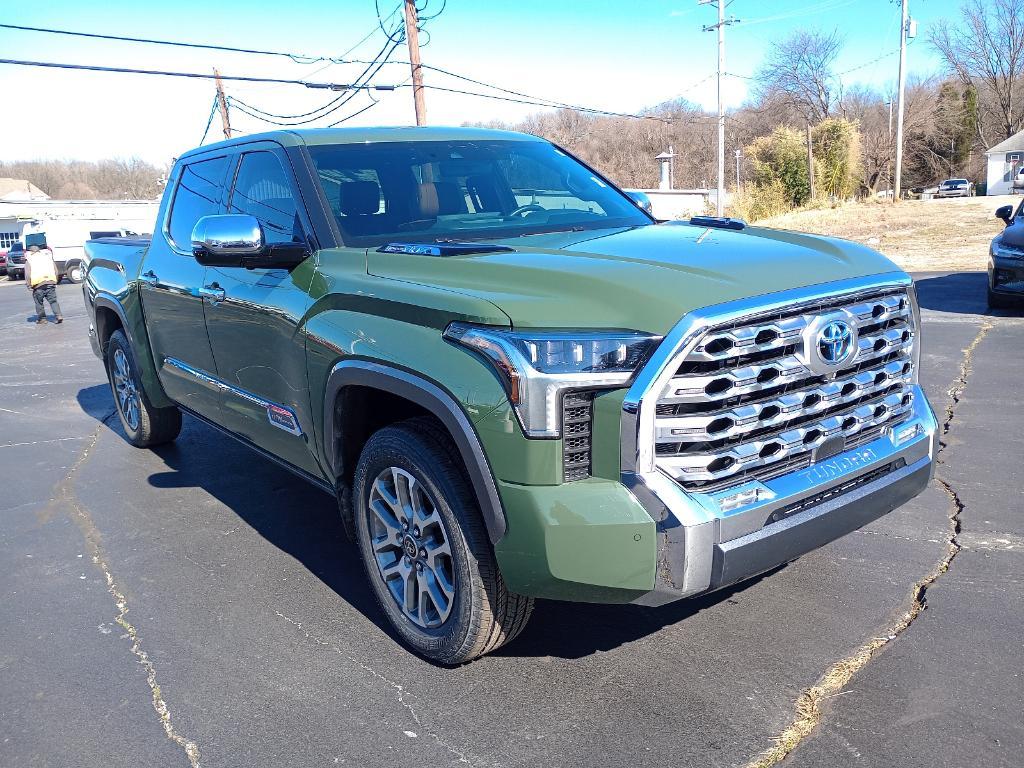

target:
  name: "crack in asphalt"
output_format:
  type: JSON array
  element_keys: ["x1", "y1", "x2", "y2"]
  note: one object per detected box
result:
[
  {"x1": 273, "y1": 610, "x2": 477, "y2": 766},
  {"x1": 939, "y1": 319, "x2": 994, "y2": 451},
  {"x1": 743, "y1": 318, "x2": 992, "y2": 768},
  {"x1": 55, "y1": 410, "x2": 202, "y2": 768}
]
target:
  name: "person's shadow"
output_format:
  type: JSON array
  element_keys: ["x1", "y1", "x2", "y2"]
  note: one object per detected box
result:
[{"x1": 77, "y1": 384, "x2": 764, "y2": 661}]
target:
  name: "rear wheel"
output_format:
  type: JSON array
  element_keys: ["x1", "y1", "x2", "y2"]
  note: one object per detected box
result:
[
  {"x1": 106, "y1": 330, "x2": 182, "y2": 447},
  {"x1": 352, "y1": 418, "x2": 533, "y2": 664},
  {"x1": 66, "y1": 262, "x2": 84, "y2": 283}
]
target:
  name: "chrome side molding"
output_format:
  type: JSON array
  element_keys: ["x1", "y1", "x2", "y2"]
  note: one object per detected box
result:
[{"x1": 162, "y1": 356, "x2": 304, "y2": 437}]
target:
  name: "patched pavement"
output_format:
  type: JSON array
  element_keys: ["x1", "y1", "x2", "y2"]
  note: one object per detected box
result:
[{"x1": 1, "y1": 272, "x2": 1021, "y2": 768}]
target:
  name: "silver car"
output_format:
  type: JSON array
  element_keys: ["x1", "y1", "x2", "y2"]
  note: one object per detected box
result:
[{"x1": 935, "y1": 178, "x2": 973, "y2": 198}]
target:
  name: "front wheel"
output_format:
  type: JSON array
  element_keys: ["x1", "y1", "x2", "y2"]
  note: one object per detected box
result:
[
  {"x1": 987, "y1": 287, "x2": 1014, "y2": 310},
  {"x1": 352, "y1": 418, "x2": 533, "y2": 664},
  {"x1": 66, "y1": 262, "x2": 84, "y2": 283},
  {"x1": 106, "y1": 330, "x2": 182, "y2": 447}
]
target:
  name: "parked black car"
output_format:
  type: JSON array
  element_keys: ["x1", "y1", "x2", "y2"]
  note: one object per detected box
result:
[{"x1": 990, "y1": 203, "x2": 1024, "y2": 308}]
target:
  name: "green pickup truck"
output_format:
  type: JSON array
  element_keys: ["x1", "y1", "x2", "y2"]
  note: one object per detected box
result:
[{"x1": 83, "y1": 127, "x2": 937, "y2": 664}]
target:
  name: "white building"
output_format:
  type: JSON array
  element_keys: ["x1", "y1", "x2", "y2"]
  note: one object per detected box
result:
[
  {"x1": 0, "y1": 199, "x2": 160, "y2": 255},
  {"x1": 985, "y1": 130, "x2": 1024, "y2": 195}
]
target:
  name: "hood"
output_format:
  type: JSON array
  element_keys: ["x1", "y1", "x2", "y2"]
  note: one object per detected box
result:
[{"x1": 366, "y1": 223, "x2": 904, "y2": 335}]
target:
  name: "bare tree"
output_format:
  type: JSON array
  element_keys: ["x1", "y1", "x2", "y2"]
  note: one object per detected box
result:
[
  {"x1": 931, "y1": 0, "x2": 1024, "y2": 145},
  {"x1": 754, "y1": 29, "x2": 844, "y2": 123},
  {"x1": 0, "y1": 158, "x2": 166, "y2": 199}
]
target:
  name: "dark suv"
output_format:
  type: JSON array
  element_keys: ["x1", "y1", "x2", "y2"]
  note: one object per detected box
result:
[
  {"x1": 990, "y1": 202, "x2": 1024, "y2": 308},
  {"x1": 6, "y1": 241, "x2": 25, "y2": 280}
]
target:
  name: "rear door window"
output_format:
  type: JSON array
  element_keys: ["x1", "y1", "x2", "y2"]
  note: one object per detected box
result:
[{"x1": 167, "y1": 155, "x2": 229, "y2": 250}]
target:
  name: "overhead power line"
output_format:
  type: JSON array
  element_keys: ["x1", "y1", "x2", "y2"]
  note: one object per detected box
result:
[
  {"x1": 0, "y1": 57, "x2": 398, "y2": 89},
  {"x1": 0, "y1": 22, "x2": 330, "y2": 63},
  {"x1": 410, "y1": 83, "x2": 717, "y2": 124},
  {"x1": 226, "y1": 38, "x2": 403, "y2": 123}
]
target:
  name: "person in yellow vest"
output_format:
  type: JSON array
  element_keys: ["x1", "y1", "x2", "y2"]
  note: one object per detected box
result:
[{"x1": 24, "y1": 244, "x2": 63, "y2": 324}]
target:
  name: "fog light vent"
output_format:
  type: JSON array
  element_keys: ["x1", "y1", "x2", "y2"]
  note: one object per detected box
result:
[{"x1": 563, "y1": 392, "x2": 594, "y2": 482}]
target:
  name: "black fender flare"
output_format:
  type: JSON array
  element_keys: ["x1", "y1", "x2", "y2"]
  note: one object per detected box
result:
[
  {"x1": 92, "y1": 293, "x2": 135, "y2": 352},
  {"x1": 323, "y1": 359, "x2": 507, "y2": 543}
]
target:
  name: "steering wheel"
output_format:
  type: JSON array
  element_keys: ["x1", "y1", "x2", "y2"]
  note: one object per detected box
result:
[{"x1": 508, "y1": 204, "x2": 547, "y2": 218}]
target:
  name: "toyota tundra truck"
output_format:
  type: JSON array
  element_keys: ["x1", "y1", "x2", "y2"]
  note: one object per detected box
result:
[{"x1": 82, "y1": 127, "x2": 937, "y2": 664}]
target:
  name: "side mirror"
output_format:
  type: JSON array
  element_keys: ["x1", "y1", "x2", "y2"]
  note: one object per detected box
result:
[
  {"x1": 191, "y1": 214, "x2": 263, "y2": 267},
  {"x1": 625, "y1": 190, "x2": 653, "y2": 215},
  {"x1": 995, "y1": 205, "x2": 1014, "y2": 227},
  {"x1": 191, "y1": 214, "x2": 308, "y2": 269}
]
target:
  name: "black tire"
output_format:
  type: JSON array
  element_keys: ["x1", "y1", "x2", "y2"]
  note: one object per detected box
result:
[
  {"x1": 66, "y1": 262, "x2": 84, "y2": 284},
  {"x1": 105, "y1": 330, "x2": 182, "y2": 448},
  {"x1": 352, "y1": 417, "x2": 533, "y2": 664},
  {"x1": 987, "y1": 287, "x2": 1013, "y2": 310}
]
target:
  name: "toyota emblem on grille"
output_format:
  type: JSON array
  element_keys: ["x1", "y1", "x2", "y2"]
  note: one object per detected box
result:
[
  {"x1": 799, "y1": 311, "x2": 859, "y2": 375},
  {"x1": 818, "y1": 320, "x2": 854, "y2": 364}
]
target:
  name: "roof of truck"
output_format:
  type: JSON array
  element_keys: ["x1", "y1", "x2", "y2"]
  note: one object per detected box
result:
[{"x1": 182, "y1": 126, "x2": 543, "y2": 158}]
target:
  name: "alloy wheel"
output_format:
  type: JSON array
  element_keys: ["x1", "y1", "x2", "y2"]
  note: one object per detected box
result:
[
  {"x1": 112, "y1": 348, "x2": 141, "y2": 431},
  {"x1": 367, "y1": 466, "x2": 456, "y2": 629}
]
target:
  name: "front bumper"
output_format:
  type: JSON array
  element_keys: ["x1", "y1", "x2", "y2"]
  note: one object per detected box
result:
[
  {"x1": 990, "y1": 256, "x2": 1024, "y2": 295},
  {"x1": 627, "y1": 387, "x2": 937, "y2": 605}
]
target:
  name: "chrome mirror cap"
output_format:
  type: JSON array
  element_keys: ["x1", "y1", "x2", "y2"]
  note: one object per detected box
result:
[{"x1": 191, "y1": 214, "x2": 264, "y2": 258}]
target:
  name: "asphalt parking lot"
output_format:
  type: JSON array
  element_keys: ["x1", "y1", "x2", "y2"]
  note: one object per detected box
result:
[{"x1": 1, "y1": 272, "x2": 1021, "y2": 768}]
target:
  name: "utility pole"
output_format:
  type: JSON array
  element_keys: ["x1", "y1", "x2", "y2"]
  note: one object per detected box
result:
[
  {"x1": 734, "y1": 148, "x2": 741, "y2": 190},
  {"x1": 893, "y1": 0, "x2": 909, "y2": 202},
  {"x1": 403, "y1": 0, "x2": 427, "y2": 126},
  {"x1": 806, "y1": 124, "x2": 815, "y2": 199},
  {"x1": 214, "y1": 68, "x2": 231, "y2": 139},
  {"x1": 701, "y1": 0, "x2": 739, "y2": 216}
]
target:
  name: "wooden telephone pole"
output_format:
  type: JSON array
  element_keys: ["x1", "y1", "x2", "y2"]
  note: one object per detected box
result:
[
  {"x1": 403, "y1": 0, "x2": 427, "y2": 125},
  {"x1": 214, "y1": 68, "x2": 232, "y2": 139}
]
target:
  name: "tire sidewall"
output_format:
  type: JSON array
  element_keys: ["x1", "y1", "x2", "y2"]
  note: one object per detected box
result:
[
  {"x1": 106, "y1": 332, "x2": 144, "y2": 445},
  {"x1": 353, "y1": 428, "x2": 482, "y2": 663}
]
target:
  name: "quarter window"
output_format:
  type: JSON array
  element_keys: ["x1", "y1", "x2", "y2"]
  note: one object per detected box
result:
[
  {"x1": 229, "y1": 151, "x2": 304, "y2": 246},
  {"x1": 168, "y1": 156, "x2": 229, "y2": 250}
]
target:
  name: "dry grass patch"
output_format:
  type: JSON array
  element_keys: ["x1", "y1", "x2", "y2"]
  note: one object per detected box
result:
[{"x1": 757, "y1": 195, "x2": 1014, "y2": 272}]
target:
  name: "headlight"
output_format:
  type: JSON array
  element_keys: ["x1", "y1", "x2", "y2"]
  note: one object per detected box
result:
[{"x1": 444, "y1": 323, "x2": 661, "y2": 438}]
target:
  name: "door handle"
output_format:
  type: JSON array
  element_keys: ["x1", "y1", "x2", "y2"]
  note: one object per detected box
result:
[
  {"x1": 140, "y1": 269, "x2": 159, "y2": 287},
  {"x1": 199, "y1": 284, "x2": 226, "y2": 303}
]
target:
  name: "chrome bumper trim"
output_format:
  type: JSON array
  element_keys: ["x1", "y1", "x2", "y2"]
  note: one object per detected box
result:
[{"x1": 620, "y1": 274, "x2": 936, "y2": 604}]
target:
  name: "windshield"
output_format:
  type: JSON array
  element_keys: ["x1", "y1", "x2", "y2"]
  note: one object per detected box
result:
[
  {"x1": 308, "y1": 139, "x2": 651, "y2": 248},
  {"x1": 942, "y1": 179, "x2": 968, "y2": 186}
]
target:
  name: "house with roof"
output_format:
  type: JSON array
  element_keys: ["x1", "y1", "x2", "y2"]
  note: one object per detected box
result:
[
  {"x1": 985, "y1": 130, "x2": 1024, "y2": 195},
  {"x1": 0, "y1": 177, "x2": 49, "y2": 202}
]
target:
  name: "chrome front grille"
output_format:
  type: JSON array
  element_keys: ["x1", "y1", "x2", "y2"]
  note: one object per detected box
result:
[{"x1": 654, "y1": 287, "x2": 916, "y2": 492}]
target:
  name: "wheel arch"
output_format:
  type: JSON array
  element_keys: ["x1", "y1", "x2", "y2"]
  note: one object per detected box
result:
[
  {"x1": 93, "y1": 294, "x2": 131, "y2": 357},
  {"x1": 91, "y1": 292, "x2": 174, "y2": 409},
  {"x1": 324, "y1": 360, "x2": 508, "y2": 544}
]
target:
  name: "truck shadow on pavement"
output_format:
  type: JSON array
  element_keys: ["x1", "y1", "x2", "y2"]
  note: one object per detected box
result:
[
  {"x1": 913, "y1": 270, "x2": 1021, "y2": 316},
  {"x1": 77, "y1": 385, "x2": 774, "y2": 662}
]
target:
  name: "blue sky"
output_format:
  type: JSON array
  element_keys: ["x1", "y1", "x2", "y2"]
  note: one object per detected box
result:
[{"x1": 0, "y1": 0, "x2": 956, "y2": 164}]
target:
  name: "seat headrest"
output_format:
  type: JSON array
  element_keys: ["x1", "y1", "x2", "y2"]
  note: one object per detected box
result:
[
  {"x1": 417, "y1": 181, "x2": 466, "y2": 218},
  {"x1": 339, "y1": 180, "x2": 381, "y2": 216}
]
